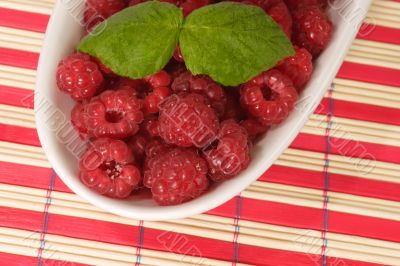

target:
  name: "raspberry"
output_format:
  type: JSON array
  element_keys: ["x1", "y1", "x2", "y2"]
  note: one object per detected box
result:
[
  {"x1": 128, "y1": 132, "x2": 150, "y2": 164},
  {"x1": 284, "y1": 0, "x2": 329, "y2": 9},
  {"x1": 84, "y1": 0, "x2": 126, "y2": 30},
  {"x1": 142, "y1": 115, "x2": 160, "y2": 137},
  {"x1": 181, "y1": 0, "x2": 210, "y2": 16},
  {"x1": 56, "y1": 53, "x2": 104, "y2": 101},
  {"x1": 172, "y1": 71, "x2": 227, "y2": 116},
  {"x1": 74, "y1": 89, "x2": 144, "y2": 139},
  {"x1": 140, "y1": 71, "x2": 172, "y2": 114},
  {"x1": 277, "y1": 47, "x2": 313, "y2": 91},
  {"x1": 240, "y1": 69, "x2": 298, "y2": 125},
  {"x1": 80, "y1": 138, "x2": 141, "y2": 198},
  {"x1": 292, "y1": 5, "x2": 333, "y2": 57},
  {"x1": 158, "y1": 93, "x2": 220, "y2": 148},
  {"x1": 144, "y1": 148, "x2": 209, "y2": 205},
  {"x1": 241, "y1": 119, "x2": 269, "y2": 140},
  {"x1": 205, "y1": 120, "x2": 250, "y2": 182},
  {"x1": 239, "y1": 0, "x2": 292, "y2": 38}
]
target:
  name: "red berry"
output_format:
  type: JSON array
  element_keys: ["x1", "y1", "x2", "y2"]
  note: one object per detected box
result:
[
  {"x1": 181, "y1": 0, "x2": 210, "y2": 16},
  {"x1": 142, "y1": 115, "x2": 160, "y2": 137},
  {"x1": 292, "y1": 5, "x2": 333, "y2": 57},
  {"x1": 240, "y1": 69, "x2": 298, "y2": 125},
  {"x1": 277, "y1": 47, "x2": 313, "y2": 91},
  {"x1": 56, "y1": 53, "x2": 104, "y2": 101},
  {"x1": 239, "y1": 0, "x2": 292, "y2": 38},
  {"x1": 144, "y1": 148, "x2": 209, "y2": 206},
  {"x1": 128, "y1": 132, "x2": 150, "y2": 164},
  {"x1": 144, "y1": 70, "x2": 171, "y2": 88},
  {"x1": 75, "y1": 89, "x2": 144, "y2": 139},
  {"x1": 241, "y1": 119, "x2": 269, "y2": 140},
  {"x1": 142, "y1": 71, "x2": 172, "y2": 114},
  {"x1": 172, "y1": 71, "x2": 227, "y2": 116},
  {"x1": 284, "y1": 0, "x2": 329, "y2": 9},
  {"x1": 84, "y1": 0, "x2": 126, "y2": 30},
  {"x1": 205, "y1": 120, "x2": 251, "y2": 182},
  {"x1": 80, "y1": 138, "x2": 141, "y2": 198},
  {"x1": 158, "y1": 93, "x2": 220, "y2": 148}
]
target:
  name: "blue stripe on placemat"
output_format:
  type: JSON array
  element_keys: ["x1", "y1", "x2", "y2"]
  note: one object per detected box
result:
[
  {"x1": 232, "y1": 194, "x2": 243, "y2": 265},
  {"x1": 37, "y1": 170, "x2": 56, "y2": 266},
  {"x1": 135, "y1": 220, "x2": 145, "y2": 265}
]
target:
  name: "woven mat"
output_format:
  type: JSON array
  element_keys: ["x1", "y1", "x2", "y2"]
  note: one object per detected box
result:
[{"x1": 0, "y1": 0, "x2": 400, "y2": 265}]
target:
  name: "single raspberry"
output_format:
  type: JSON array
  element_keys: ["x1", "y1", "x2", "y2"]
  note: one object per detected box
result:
[
  {"x1": 56, "y1": 53, "x2": 104, "y2": 101},
  {"x1": 75, "y1": 89, "x2": 144, "y2": 139},
  {"x1": 240, "y1": 69, "x2": 298, "y2": 125},
  {"x1": 80, "y1": 138, "x2": 141, "y2": 198},
  {"x1": 158, "y1": 94, "x2": 220, "y2": 148},
  {"x1": 181, "y1": 0, "x2": 210, "y2": 16},
  {"x1": 142, "y1": 115, "x2": 160, "y2": 137},
  {"x1": 205, "y1": 120, "x2": 251, "y2": 182},
  {"x1": 277, "y1": 47, "x2": 313, "y2": 91},
  {"x1": 239, "y1": 0, "x2": 292, "y2": 38},
  {"x1": 292, "y1": 5, "x2": 333, "y2": 57},
  {"x1": 84, "y1": 0, "x2": 126, "y2": 30},
  {"x1": 144, "y1": 148, "x2": 209, "y2": 206},
  {"x1": 128, "y1": 131, "x2": 151, "y2": 164},
  {"x1": 172, "y1": 71, "x2": 227, "y2": 116},
  {"x1": 284, "y1": 0, "x2": 329, "y2": 9},
  {"x1": 241, "y1": 119, "x2": 269, "y2": 141}
]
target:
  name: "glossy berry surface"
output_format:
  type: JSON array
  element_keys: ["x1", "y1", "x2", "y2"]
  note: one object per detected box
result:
[
  {"x1": 84, "y1": 0, "x2": 126, "y2": 30},
  {"x1": 80, "y1": 138, "x2": 141, "y2": 198},
  {"x1": 158, "y1": 93, "x2": 220, "y2": 148},
  {"x1": 56, "y1": 53, "x2": 104, "y2": 101},
  {"x1": 277, "y1": 47, "x2": 313, "y2": 91},
  {"x1": 205, "y1": 120, "x2": 251, "y2": 182},
  {"x1": 172, "y1": 71, "x2": 227, "y2": 116},
  {"x1": 73, "y1": 89, "x2": 144, "y2": 139},
  {"x1": 144, "y1": 148, "x2": 209, "y2": 205},
  {"x1": 240, "y1": 69, "x2": 298, "y2": 125},
  {"x1": 284, "y1": 0, "x2": 329, "y2": 9},
  {"x1": 292, "y1": 5, "x2": 333, "y2": 57}
]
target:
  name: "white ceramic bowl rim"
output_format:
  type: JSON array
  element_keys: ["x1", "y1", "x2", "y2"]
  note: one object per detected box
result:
[{"x1": 35, "y1": 0, "x2": 373, "y2": 221}]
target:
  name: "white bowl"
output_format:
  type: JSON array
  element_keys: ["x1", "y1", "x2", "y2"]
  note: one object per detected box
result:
[{"x1": 35, "y1": 0, "x2": 373, "y2": 221}]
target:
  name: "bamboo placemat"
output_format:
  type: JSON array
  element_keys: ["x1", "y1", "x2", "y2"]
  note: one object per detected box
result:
[{"x1": 0, "y1": 0, "x2": 400, "y2": 265}]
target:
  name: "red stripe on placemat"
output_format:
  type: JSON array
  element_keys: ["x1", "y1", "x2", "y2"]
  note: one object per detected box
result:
[
  {"x1": 291, "y1": 133, "x2": 400, "y2": 164},
  {"x1": 0, "y1": 48, "x2": 39, "y2": 70},
  {"x1": 211, "y1": 199, "x2": 400, "y2": 243},
  {"x1": 337, "y1": 62, "x2": 400, "y2": 87},
  {"x1": 357, "y1": 24, "x2": 400, "y2": 45},
  {"x1": 0, "y1": 85, "x2": 34, "y2": 109},
  {"x1": 0, "y1": 162, "x2": 72, "y2": 193},
  {"x1": 0, "y1": 8, "x2": 49, "y2": 32},
  {"x1": 259, "y1": 165, "x2": 400, "y2": 202},
  {"x1": 0, "y1": 207, "x2": 382, "y2": 266},
  {"x1": 0, "y1": 124, "x2": 40, "y2": 147},
  {"x1": 0, "y1": 252, "x2": 90, "y2": 266},
  {"x1": 316, "y1": 98, "x2": 400, "y2": 126}
]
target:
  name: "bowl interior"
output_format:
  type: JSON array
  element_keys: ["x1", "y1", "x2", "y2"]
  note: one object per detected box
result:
[{"x1": 35, "y1": 0, "x2": 372, "y2": 220}]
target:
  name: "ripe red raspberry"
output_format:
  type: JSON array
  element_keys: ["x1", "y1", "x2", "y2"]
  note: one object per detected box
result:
[
  {"x1": 239, "y1": 0, "x2": 292, "y2": 38},
  {"x1": 292, "y1": 5, "x2": 333, "y2": 57},
  {"x1": 142, "y1": 115, "x2": 160, "y2": 137},
  {"x1": 74, "y1": 89, "x2": 144, "y2": 139},
  {"x1": 56, "y1": 53, "x2": 104, "y2": 101},
  {"x1": 158, "y1": 94, "x2": 220, "y2": 148},
  {"x1": 140, "y1": 71, "x2": 172, "y2": 114},
  {"x1": 284, "y1": 0, "x2": 329, "y2": 9},
  {"x1": 84, "y1": 0, "x2": 126, "y2": 30},
  {"x1": 181, "y1": 0, "x2": 210, "y2": 16},
  {"x1": 277, "y1": 47, "x2": 313, "y2": 91},
  {"x1": 144, "y1": 148, "x2": 209, "y2": 205},
  {"x1": 240, "y1": 69, "x2": 298, "y2": 125},
  {"x1": 241, "y1": 119, "x2": 269, "y2": 141},
  {"x1": 80, "y1": 138, "x2": 141, "y2": 198},
  {"x1": 128, "y1": 131, "x2": 150, "y2": 164},
  {"x1": 172, "y1": 71, "x2": 227, "y2": 116},
  {"x1": 205, "y1": 120, "x2": 251, "y2": 182}
]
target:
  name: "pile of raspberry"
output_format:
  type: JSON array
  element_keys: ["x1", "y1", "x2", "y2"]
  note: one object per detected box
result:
[{"x1": 57, "y1": 0, "x2": 332, "y2": 206}]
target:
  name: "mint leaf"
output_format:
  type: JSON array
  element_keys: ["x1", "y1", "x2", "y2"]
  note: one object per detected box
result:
[
  {"x1": 180, "y1": 2, "x2": 295, "y2": 86},
  {"x1": 78, "y1": 1, "x2": 183, "y2": 79}
]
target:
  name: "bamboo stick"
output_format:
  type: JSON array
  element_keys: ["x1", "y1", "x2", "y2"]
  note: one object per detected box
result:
[
  {"x1": 334, "y1": 78, "x2": 400, "y2": 95},
  {"x1": 345, "y1": 55, "x2": 400, "y2": 70},
  {"x1": 0, "y1": 0, "x2": 52, "y2": 15}
]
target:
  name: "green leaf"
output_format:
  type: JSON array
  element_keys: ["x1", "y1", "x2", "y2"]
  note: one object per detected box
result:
[
  {"x1": 78, "y1": 1, "x2": 183, "y2": 79},
  {"x1": 180, "y1": 2, "x2": 295, "y2": 86}
]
